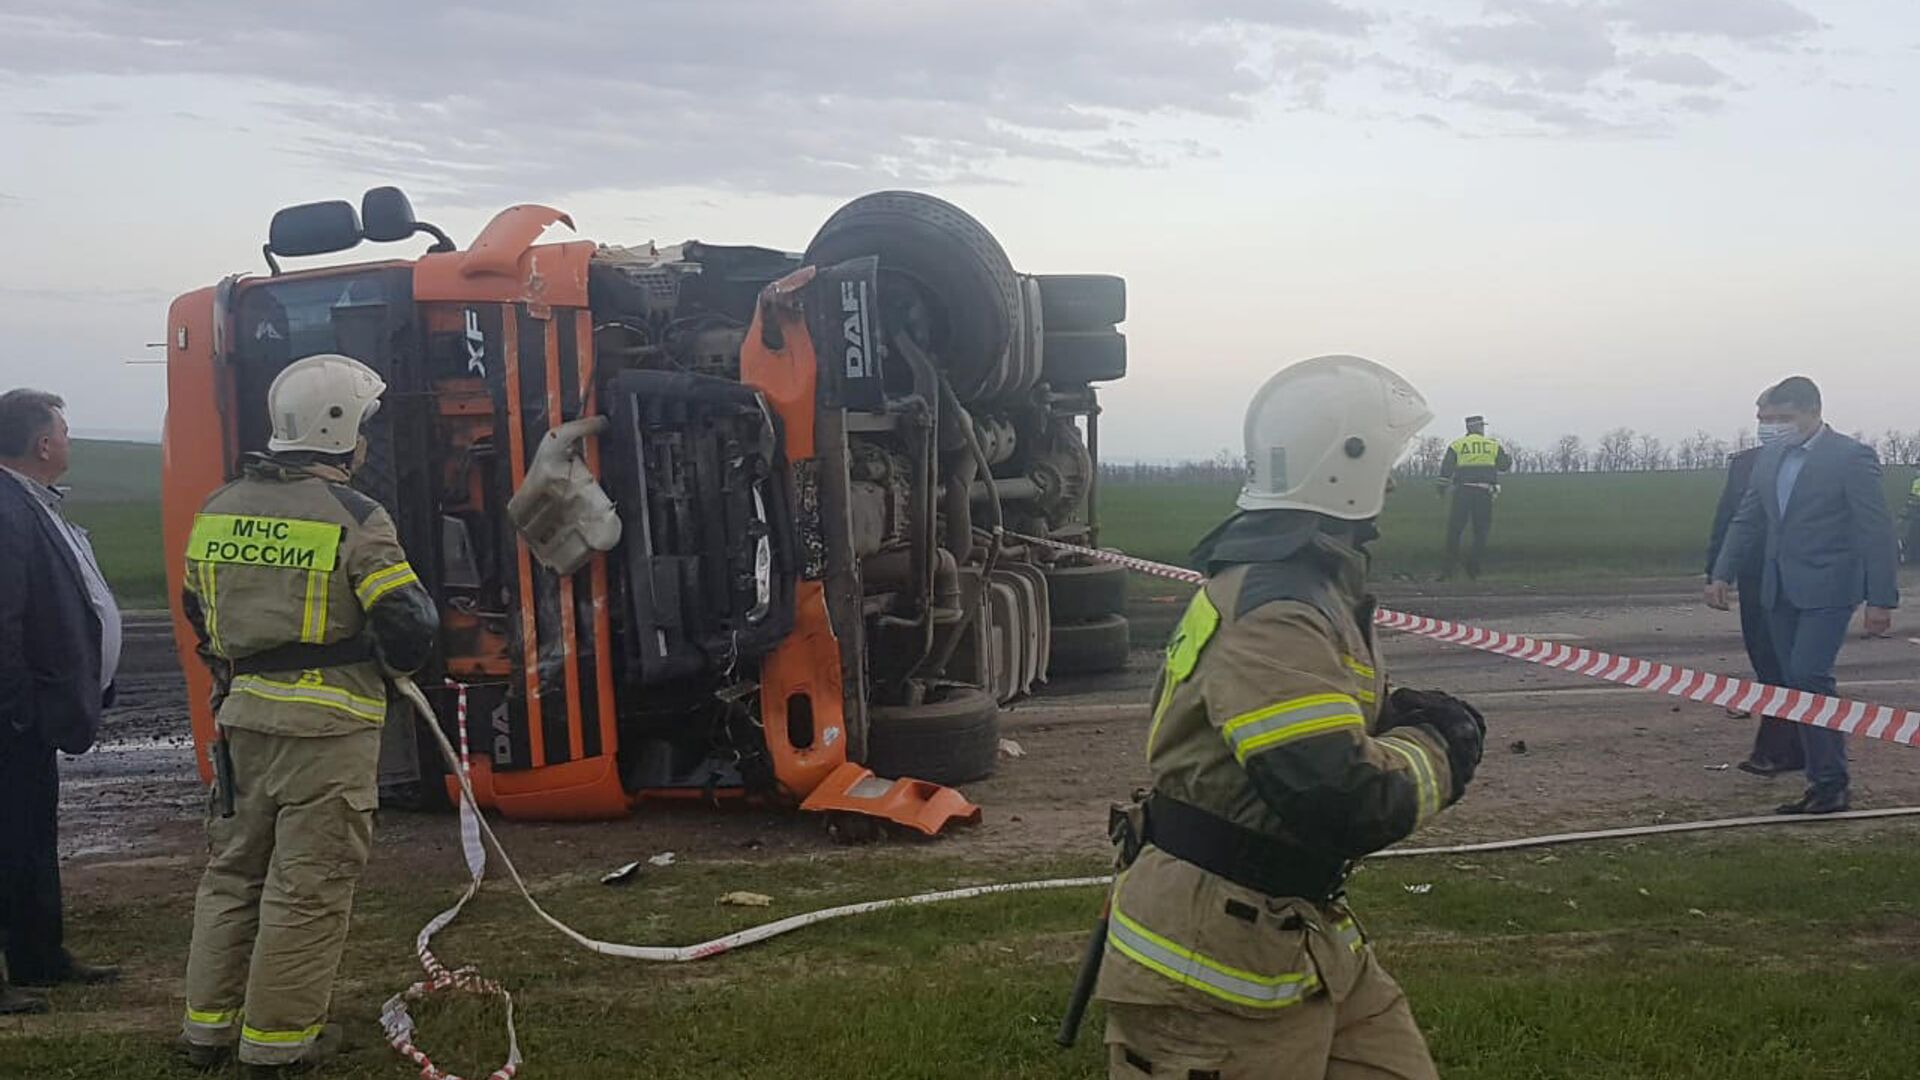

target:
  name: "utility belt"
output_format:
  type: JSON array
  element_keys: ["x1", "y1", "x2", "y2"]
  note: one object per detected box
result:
[
  {"x1": 1133, "y1": 794, "x2": 1351, "y2": 903},
  {"x1": 229, "y1": 637, "x2": 376, "y2": 676}
]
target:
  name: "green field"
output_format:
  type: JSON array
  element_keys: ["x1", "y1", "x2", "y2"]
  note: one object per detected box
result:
[
  {"x1": 63, "y1": 439, "x2": 166, "y2": 608},
  {"x1": 1099, "y1": 468, "x2": 1919, "y2": 583},
  {"x1": 55, "y1": 437, "x2": 1920, "y2": 609},
  {"x1": 13, "y1": 827, "x2": 1920, "y2": 1078}
]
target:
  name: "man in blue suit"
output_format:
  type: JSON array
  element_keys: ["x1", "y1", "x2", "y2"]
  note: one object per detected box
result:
[{"x1": 1708, "y1": 377, "x2": 1899, "y2": 814}]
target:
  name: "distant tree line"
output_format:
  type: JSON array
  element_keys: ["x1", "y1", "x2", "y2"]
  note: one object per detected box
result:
[{"x1": 1103, "y1": 428, "x2": 1920, "y2": 483}]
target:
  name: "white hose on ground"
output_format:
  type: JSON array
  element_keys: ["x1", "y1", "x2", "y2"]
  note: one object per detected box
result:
[
  {"x1": 398, "y1": 677, "x2": 1920, "y2": 954},
  {"x1": 386, "y1": 676, "x2": 1920, "y2": 1077}
]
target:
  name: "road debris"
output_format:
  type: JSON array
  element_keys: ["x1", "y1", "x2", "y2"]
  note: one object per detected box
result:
[{"x1": 719, "y1": 891, "x2": 774, "y2": 908}]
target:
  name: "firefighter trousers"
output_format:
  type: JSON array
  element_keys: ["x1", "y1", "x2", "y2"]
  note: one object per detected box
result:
[
  {"x1": 1106, "y1": 943, "x2": 1437, "y2": 1079},
  {"x1": 180, "y1": 725, "x2": 378, "y2": 1066}
]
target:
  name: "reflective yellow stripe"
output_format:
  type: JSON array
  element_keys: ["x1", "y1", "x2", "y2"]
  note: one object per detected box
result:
[
  {"x1": 241, "y1": 1023, "x2": 323, "y2": 1045},
  {"x1": 1341, "y1": 655, "x2": 1375, "y2": 681},
  {"x1": 1146, "y1": 590, "x2": 1220, "y2": 761},
  {"x1": 299, "y1": 569, "x2": 330, "y2": 644},
  {"x1": 189, "y1": 514, "x2": 342, "y2": 571},
  {"x1": 199, "y1": 561, "x2": 221, "y2": 653},
  {"x1": 1333, "y1": 915, "x2": 1365, "y2": 953},
  {"x1": 1379, "y1": 735, "x2": 1441, "y2": 822},
  {"x1": 184, "y1": 1007, "x2": 239, "y2": 1026},
  {"x1": 355, "y1": 562, "x2": 419, "y2": 607},
  {"x1": 230, "y1": 674, "x2": 386, "y2": 723},
  {"x1": 1108, "y1": 905, "x2": 1317, "y2": 1010},
  {"x1": 1221, "y1": 693, "x2": 1366, "y2": 763}
]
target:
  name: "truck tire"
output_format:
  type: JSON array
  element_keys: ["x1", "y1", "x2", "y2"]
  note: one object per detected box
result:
[
  {"x1": 864, "y1": 686, "x2": 1001, "y2": 786},
  {"x1": 806, "y1": 191, "x2": 1023, "y2": 403},
  {"x1": 1042, "y1": 330, "x2": 1127, "y2": 385},
  {"x1": 1037, "y1": 274, "x2": 1126, "y2": 331},
  {"x1": 1049, "y1": 614, "x2": 1131, "y2": 676},
  {"x1": 1044, "y1": 561, "x2": 1128, "y2": 624}
]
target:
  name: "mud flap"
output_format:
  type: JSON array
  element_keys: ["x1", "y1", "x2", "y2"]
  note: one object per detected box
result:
[{"x1": 799, "y1": 761, "x2": 982, "y2": 837}]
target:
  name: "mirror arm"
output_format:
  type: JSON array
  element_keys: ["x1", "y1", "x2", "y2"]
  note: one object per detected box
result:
[
  {"x1": 415, "y1": 222, "x2": 457, "y2": 253},
  {"x1": 262, "y1": 244, "x2": 283, "y2": 276}
]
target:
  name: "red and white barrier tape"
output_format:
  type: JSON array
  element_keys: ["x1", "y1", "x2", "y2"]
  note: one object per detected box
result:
[
  {"x1": 1011, "y1": 530, "x2": 1920, "y2": 749},
  {"x1": 380, "y1": 681, "x2": 522, "y2": 1080}
]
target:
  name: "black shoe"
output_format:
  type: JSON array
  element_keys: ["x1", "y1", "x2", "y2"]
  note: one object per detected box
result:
[
  {"x1": 0, "y1": 985, "x2": 49, "y2": 1015},
  {"x1": 1738, "y1": 758, "x2": 1787, "y2": 777},
  {"x1": 1776, "y1": 791, "x2": 1851, "y2": 815},
  {"x1": 175, "y1": 1034, "x2": 233, "y2": 1071},
  {"x1": 16, "y1": 960, "x2": 119, "y2": 988}
]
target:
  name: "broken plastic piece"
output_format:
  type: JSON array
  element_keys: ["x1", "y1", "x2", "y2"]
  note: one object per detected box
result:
[
  {"x1": 601, "y1": 861, "x2": 642, "y2": 886},
  {"x1": 719, "y1": 891, "x2": 774, "y2": 908},
  {"x1": 799, "y1": 762, "x2": 983, "y2": 838},
  {"x1": 507, "y1": 415, "x2": 622, "y2": 575},
  {"x1": 648, "y1": 852, "x2": 677, "y2": 867}
]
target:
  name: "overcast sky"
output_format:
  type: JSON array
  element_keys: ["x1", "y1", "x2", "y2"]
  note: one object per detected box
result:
[{"x1": 1, "y1": 0, "x2": 1913, "y2": 459}]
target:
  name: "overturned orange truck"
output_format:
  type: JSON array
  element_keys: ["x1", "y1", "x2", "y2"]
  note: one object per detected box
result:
[{"x1": 163, "y1": 188, "x2": 1130, "y2": 824}]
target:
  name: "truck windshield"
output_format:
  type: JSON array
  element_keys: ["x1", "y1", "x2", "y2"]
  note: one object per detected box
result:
[{"x1": 228, "y1": 266, "x2": 413, "y2": 454}]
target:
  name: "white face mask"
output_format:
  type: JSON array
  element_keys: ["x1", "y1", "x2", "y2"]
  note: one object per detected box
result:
[{"x1": 1757, "y1": 421, "x2": 1800, "y2": 447}]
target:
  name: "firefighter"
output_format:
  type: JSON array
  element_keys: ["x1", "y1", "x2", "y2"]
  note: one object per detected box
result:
[
  {"x1": 175, "y1": 354, "x2": 438, "y2": 1073},
  {"x1": 1438, "y1": 415, "x2": 1512, "y2": 580},
  {"x1": 1093, "y1": 356, "x2": 1485, "y2": 1079}
]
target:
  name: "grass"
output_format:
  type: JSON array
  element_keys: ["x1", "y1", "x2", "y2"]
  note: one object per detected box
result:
[
  {"x1": 10, "y1": 826, "x2": 1920, "y2": 1078},
  {"x1": 59, "y1": 439, "x2": 166, "y2": 609},
  {"x1": 1099, "y1": 467, "x2": 1919, "y2": 583}
]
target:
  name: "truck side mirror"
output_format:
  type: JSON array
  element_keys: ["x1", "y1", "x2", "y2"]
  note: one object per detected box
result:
[
  {"x1": 265, "y1": 200, "x2": 362, "y2": 273},
  {"x1": 362, "y1": 186, "x2": 458, "y2": 253}
]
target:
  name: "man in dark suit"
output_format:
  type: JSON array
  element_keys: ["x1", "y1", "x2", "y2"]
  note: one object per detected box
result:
[
  {"x1": 0, "y1": 389, "x2": 122, "y2": 1014},
  {"x1": 1709, "y1": 377, "x2": 1900, "y2": 814},
  {"x1": 1706, "y1": 445, "x2": 1805, "y2": 776}
]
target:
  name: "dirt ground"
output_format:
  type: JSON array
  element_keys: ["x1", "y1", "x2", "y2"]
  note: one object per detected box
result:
[{"x1": 63, "y1": 579, "x2": 1920, "y2": 903}]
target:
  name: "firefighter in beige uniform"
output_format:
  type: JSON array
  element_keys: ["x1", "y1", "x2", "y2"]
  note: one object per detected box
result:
[
  {"x1": 1096, "y1": 356, "x2": 1486, "y2": 1079},
  {"x1": 176, "y1": 355, "x2": 438, "y2": 1073}
]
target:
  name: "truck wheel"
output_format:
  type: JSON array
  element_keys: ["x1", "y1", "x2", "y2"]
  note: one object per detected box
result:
[
  {"x1": 1042, "y1": 330, "x2": 1127, "y2": 385},
  {"x1": 806, "y1": 191, "x2": 1023, "y2": 403},
  {"x1": 1044, "y1": 561, "x2": 1128, "y2": 624},
  {"x1": 864, "y1": 686, "x2": 1002, "y2": 786},
  {"x1": 1049, "y1": 614, "x2": 1131, "y2": 676},
  {"x1": 1037, "y1": 274, "x2": 1126, "y2": 331}
]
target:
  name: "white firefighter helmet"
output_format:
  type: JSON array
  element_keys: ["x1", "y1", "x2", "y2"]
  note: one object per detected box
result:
[
  {"x1": 1236, "y1": 354, "x2": 1432, "y2": 519},
  {"x1": 266, "y1": 354, "x2": 387, "y2": 455}
]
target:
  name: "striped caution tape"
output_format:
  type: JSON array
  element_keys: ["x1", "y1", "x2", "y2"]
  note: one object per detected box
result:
[
  {"x1": 1008, "y1": 530, "x2": 1920, "y2": 750},
  {"x1": 380, "y1": 681, "x2": 522, "y2": 1080}
]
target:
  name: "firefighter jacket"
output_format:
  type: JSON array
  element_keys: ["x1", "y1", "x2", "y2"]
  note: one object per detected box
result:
[
  {"x1": 1441, "y1": 434, "x2": 1512, "y2": 486},
  {"x1": 1096, "y1": 512, "x2": 1458, "y2": 1017},
  {"x1": 182, "y1": 455, "x2": 438, "y2": 737}
]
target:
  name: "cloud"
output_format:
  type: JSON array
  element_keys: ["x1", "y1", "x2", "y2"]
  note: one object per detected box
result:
[
  {"x1": 1430, "y1": 2, "x2": 1620, "y2": 85},
  {"x1": 0, "y1": 0, "x2": 1836, "y2": 188},
  {"x1": 17, "y1": 109, "x2": 107, "y2": 127},
  {"x1": 1608, "y1": 0, "x2": 1821, "y2": 41},
  {"x1": 1624, "y1": 51, "x2": 1732, "y2": 87},
  {"x1": 0, "y1": 2, "x2": 1378, "y2": 201}
]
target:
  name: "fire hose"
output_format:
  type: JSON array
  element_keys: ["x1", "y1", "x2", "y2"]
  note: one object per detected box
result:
[{"x1": 382, "y1": 536, "x2": 1920, "y2": 1076}]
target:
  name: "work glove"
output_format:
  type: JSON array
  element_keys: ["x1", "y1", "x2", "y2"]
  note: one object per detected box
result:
[{"x1": 1385, "y1": 687, "x2": 1485, "y2": 802}]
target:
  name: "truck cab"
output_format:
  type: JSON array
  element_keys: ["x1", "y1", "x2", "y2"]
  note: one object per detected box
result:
[{"x1": 164, "y1": 187, "x2": 1129, "y2": 820}]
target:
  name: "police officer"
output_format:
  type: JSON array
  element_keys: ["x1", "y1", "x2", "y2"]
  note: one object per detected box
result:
[
  {"x1": 1438, "y1": 415, "x2": 1512, "y2": 581},
  {"x1": 1094, "y1": 356, "x2": 1485, "y2": 1079},
  {"x1": 175, "y1": 355, "x2": 438, "y2": 1073}
]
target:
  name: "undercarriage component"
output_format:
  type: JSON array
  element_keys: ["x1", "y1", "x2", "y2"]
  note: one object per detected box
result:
[
  {"x1": 1043, "y1": 559, "x2": 1128, "y2": 625},
  {"x1": 864, "y1": 686, "x2": 1001, "y2": 787},
  {"x1": 805, "y1": 191, "x2": 1030, "y2": 404},
  {"x1": 1048, "y1": 613, "x2": 1132, "y2": 676}
]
